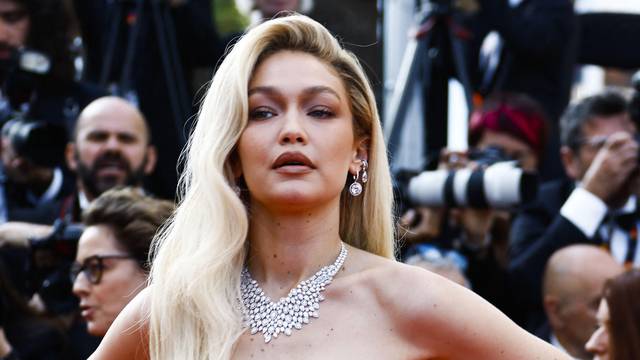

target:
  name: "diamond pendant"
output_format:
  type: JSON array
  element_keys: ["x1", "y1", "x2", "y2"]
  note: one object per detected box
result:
[
  {"x1": 349, "y1": 182, "x2": 363, "y2": 196},
  {"x1": 240, "y1": 243, "x2": 348, "y2": 343}
]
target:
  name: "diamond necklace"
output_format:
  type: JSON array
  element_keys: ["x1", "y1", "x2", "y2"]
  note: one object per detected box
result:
[{"x1": 240, "y1": 242, "x2": 348, "y2": 343}]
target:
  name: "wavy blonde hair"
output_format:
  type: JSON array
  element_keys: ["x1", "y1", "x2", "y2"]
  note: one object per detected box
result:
[{"x1": 148, "y1": 14, "x2": 395, "y2": 359}]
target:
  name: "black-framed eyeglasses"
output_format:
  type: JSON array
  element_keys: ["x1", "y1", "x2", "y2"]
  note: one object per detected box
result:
[{"x1": 70, "y1": 254, "x2": 136, "y2": 285}]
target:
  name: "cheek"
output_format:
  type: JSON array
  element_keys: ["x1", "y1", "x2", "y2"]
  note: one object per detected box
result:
[
  {"x1": 237, "y1": 129, "x2": 271, "y2": 176},
  {"x1": 93, "y1": 270, "x2": 146, "y2": 323},
  {"x1": 77, "y1": 144, "x2": 98, "y2": 162},
  {"x1": 124, "y1": 146, "x2": 148, "y2": 166}
]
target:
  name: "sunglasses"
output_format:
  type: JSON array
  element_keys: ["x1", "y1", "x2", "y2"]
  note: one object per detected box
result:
[{"x1": 70, "y1": 254, "x2": 136, "y2": 285}]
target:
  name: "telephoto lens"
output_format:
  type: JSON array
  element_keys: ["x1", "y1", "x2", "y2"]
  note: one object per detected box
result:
[{"x1": 407, "y1": 161, "x2": 538, "y2": 209}]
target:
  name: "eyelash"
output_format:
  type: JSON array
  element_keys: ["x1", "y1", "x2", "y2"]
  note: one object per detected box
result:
[
  {"x1": 249, "y1": 107, "x2": 335, "y2": 120},
  {"x1": 308, "y1": 107, "x2": 335, "y2": 119},
  {"x1": 249, "y1": 107, "x2": 277, "y2": 120}
]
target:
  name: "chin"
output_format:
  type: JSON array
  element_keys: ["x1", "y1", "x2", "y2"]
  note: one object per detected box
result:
[
  {"x1": 87, "y1": 322, "x2": 108, "y2": 337},
  {"x1": 260, "y1": 191, "x2": 332, "y2": 210}
]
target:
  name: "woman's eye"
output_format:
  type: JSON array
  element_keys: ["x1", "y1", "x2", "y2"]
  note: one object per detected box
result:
[
  {"x1": 249, "y1": 108, "x2": 276, "y2": 120},
  {"x1": 308, "y1": 108, "x2": 334, "y2": 119}
]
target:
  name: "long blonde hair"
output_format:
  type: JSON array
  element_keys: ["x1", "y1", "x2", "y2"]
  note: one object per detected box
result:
[{"x1": 148, "y1": 14, "x2": 395, "y2": 359}]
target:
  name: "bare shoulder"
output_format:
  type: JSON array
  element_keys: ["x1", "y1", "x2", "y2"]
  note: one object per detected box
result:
[
  {"x1": 89, "y1": 287, "x2": 150, "y2": 360},
  {"x1": 343, "y1": 247, "x2": 570, "y2": 360}
]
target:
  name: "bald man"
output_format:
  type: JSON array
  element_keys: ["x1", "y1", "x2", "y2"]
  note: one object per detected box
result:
[
  {"x1": 64, "y1": 96, "x2": 156, "y2": 216},
  {"x1": 542, "y1": 245, "x2": 623, "y2": 359},
  {"x1": 0, "y1": 96, "x2": 157, "y2": 244}
]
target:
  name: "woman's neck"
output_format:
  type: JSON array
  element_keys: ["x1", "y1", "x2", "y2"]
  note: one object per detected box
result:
[{"x1": 246, "y1": 199, "x2": 343, "y2": 299}]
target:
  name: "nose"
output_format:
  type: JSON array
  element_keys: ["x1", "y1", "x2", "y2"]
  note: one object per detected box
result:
[
  {"x1": 278, "y1": 110, "x2": 308, "y2": 145},
  {"x1": 72, "y1": 271, "x2": 91, "y2": 298},
  {"x1": 103, "y1": 135, "x2": 122, "y2": 152},
  {"x1": 104, "y1": 136, "x2": 120, "y2": 150},
  {"x1": 585, "y1": 326, "x2": 607, "y2": 356}
]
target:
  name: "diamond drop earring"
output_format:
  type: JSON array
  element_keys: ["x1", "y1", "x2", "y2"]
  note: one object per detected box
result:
[{"x1": 349, "y1": 159, "x2": 368, "y2": 197}]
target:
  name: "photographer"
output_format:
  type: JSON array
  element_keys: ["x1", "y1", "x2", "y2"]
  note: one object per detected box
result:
[
  {"x1": 0, "y1": 258, "x2": 70, "y2": 360},
  {"x1": 0, "y1": 117, "x2": 74, "y2": 224},
  {"x1": 0, "y1": 0, "x2": 103, "y2": 129},
  {"x1": 400, "y1": 93, "x2": 548, "y2": 316},
  {"x1": 0, "y1": 96, "x2": 156, "y2": 248},
  {"x1": 0, "y1": 0, "x2": 104, "y2": 231},
  {"x1": 509, "y1": 91, "x2": 640, "y2": 334}
]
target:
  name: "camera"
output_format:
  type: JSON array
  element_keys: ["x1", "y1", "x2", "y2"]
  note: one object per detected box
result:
[
  {"x1": 401, "y1": 146, "x2": 538, "y2": 209},
  {"x1": 27, "y1": 219, "x2": 83, "y2": 315},
  {"x1": 2, "y1": 116, "x2": 68, "y2": 168}
]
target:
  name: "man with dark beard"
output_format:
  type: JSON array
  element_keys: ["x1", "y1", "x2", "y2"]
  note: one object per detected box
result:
[
  {"x1": 0, "y1": 96, "x2": 157, "y2": 358},
  {"x1": 0, "y1": 96, "x2": 156, "y2": 245},
  {"x1": 61, "y1": 96, "x2": 157, "y2": 221}
]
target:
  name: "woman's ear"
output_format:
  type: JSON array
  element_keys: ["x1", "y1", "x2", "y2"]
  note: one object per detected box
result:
[{"x1": 349, "y1": 138, "x2": 369, "y2": 175}]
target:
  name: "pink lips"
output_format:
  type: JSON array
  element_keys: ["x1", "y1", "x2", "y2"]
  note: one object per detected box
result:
[
  {"x1": 272, "y1": 151, "x2": 315, "y2": 171},
  {"x1": 80, "y1": 304, "x2": 94, "y2": 320}
]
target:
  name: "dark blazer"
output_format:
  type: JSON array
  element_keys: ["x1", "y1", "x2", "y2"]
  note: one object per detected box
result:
[
  {"x1": 508, "y1": 179, "x2": 599, "y2": 330},
  {"x1": 5, "y1": 170, "x2": 76, "y2": 224}
]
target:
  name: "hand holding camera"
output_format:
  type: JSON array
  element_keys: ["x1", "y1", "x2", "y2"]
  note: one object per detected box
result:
[{"x1": 582, "y1": 132, "x2": 639, "y2": 207}]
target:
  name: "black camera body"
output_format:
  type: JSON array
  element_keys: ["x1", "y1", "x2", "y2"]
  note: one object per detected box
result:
[
  {"x1": 27, "y1": 219, "x2": 83, "y2": 315},
  {"x1": 0, "y1": 49, "x2": 68, "y2": 168},
  {"x1": 2, "y1": 116, "x2": 68, "y2": 168}
]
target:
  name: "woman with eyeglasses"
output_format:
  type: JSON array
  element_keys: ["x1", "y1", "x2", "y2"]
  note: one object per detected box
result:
[{"x1": 71, "y1": 187, "x2": 173, "y2": 337}]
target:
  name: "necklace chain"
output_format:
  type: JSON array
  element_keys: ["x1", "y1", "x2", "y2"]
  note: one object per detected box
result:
[{"x1": 240, "y1": 243, "x2": 348, "y2": 343}]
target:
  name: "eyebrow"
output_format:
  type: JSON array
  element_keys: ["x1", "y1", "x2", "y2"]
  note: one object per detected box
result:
[{"x1": 248, "y1": 86, "x2": 341, "y2": 101}]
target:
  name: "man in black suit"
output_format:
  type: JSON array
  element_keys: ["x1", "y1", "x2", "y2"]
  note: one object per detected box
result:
[
  {"x1": 509, "y1": 91, "x2": 639, "y2": 333},
  {"x1": 0, "y1": 118, "x2": 74, "y2": 224}
]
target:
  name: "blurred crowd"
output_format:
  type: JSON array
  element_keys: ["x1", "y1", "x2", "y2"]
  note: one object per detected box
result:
[{"x1": 0, "y1": 0, "x2": 638, "y2": 359}]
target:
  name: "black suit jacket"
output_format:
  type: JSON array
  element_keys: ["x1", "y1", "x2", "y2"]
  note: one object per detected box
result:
[
  {"x1": 508, "y1": 179, "x2": 600, "y2": 330},
  {"x1": 5, "y1": 170, "x2": 76, "y2": 224}
]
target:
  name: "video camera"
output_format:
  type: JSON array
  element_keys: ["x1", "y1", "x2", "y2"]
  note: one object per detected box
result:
[
  {"x1": 396, "y1": 146, "x2": 538, "y2": 210},
  {"x1": 27, "y1": 219, "x2": 83, "y2": 315}
]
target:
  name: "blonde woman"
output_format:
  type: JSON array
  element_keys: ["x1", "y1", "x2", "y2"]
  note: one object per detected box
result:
[{"x1": 89, "y1": 15, "x2": 570, "y2": 360}]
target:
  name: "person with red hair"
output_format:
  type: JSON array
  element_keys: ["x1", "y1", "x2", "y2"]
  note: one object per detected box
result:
[{"x1": 400, "y1": 92, "x2": 549, "y2": 321}]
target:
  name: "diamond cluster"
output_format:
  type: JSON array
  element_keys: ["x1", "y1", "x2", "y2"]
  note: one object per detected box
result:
[{"x1": 240, "y1": 243, "x2": 348, "y2": 343}]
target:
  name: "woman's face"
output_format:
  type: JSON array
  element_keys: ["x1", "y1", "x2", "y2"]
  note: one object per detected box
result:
[
  {"x1": 585, "y1": 299, "x2": 610, "y2": 360},
  {"x1": 72, "y1": 225, "x2": 147, "y2": 336},
  {"x1": 238, "y1": 50, "x2": 363, "y2": 213}
]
